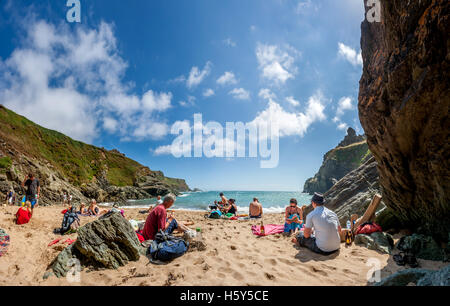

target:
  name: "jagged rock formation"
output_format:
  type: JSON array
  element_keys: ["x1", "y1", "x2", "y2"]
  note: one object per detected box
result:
[
  {"x1": 303, "y1": 128, "x2": 369, "y2": 194},
  {"x1": 0, "y1": 105, "x2": 190, "y2": 205},
  {"x1": 358, "y1": 0, "x2": 449, "y2": 240},
  {"x1": 303, "y1": 156, "x2": 383, "y2": 226},
  {"x1": 322, "y1": 156, "x2": 382, "y2": 225},
  {"x1": 51, "y1": 213, "x2": 142, "y2": 277}
]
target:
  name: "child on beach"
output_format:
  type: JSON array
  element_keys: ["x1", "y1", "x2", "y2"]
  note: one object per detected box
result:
[{"x1": 15, "y1": 201, "x2": 33, "y2": 225}]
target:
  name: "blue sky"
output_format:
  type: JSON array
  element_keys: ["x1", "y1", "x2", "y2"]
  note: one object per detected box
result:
[{"x1": 0, "y1": 0, "x2": 366, "y2": 191}]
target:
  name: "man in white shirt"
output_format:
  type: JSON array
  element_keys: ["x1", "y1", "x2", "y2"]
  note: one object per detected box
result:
[{"x1": 292, "y1": 193, "x2": 341, "y2": 255}]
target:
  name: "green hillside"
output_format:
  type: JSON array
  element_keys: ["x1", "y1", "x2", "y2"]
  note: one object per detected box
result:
[{"x1": 0, "y1": 105, "x2": 179, "y2": 188}]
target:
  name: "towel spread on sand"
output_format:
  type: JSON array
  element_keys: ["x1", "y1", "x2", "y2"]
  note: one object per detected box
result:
[
  {"x1": 251, "y1": 224, "x2": 284, "y2": 236},
  {"x1": 0, "y1": 229, "x2": 10, "y2": 257}
]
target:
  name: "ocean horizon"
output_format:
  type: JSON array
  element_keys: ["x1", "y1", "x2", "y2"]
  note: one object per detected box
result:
[{"x1": 111, "y1": 191, "x2": 313, "y2": 214}]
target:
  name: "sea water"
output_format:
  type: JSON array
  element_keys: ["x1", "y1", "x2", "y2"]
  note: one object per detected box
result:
[{"x1": 120, "y1": 191, "x2": 312, "y2": 214}]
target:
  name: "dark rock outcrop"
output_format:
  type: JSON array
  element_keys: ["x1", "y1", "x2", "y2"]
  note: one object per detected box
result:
[
  {"x1": 303, "y1": 128, "x2": 370, "y2": 194},
  {"x1": 51, "y1": 213, "x2": 141, "y2": 277},
  {"x1": 322, "y1": 156, "x2": 381, "y2": 225},
  {"x1": 354, "y1": 232, "x2": 394, "y2": 254},
  {"x1": 376, "y1": 265, "x2": 450, "y2": 286},
  {"x1": 397, "y1": 234, "x2": 449, "y2": 261},
  {"x1": 358, "y1": 0, "x2": 449, "y2": 240},
  {"x1": 304, "y1": 156, "x2": 383, "y2": 226},
  {"x1": 338, "y1": 127, "x2": 366, "y2": 147}
]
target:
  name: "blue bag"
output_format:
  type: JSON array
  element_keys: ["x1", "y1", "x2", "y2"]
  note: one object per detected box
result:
[
  {"x1": 209, "y1": 209, "x2": 222, "y2": 219},
  {"x1": 149, "y1": 230, "x2": 189, "y2": 262}
]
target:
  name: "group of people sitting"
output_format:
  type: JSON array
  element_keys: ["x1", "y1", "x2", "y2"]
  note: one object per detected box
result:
[{"x1": 209, "y1": 193, "x2": 238, "y2": 216}]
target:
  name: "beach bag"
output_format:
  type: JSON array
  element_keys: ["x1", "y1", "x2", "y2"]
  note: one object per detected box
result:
[
  {"x1": 59, "y1": 209, "x2": 80, "y2": 234},
  {"x1": 149, "y1": 230, "x2": 189, "y2": 262},
  {"x1": 355, "y1": 222, "x2": 382, "y2": 235},
  {"x1": 208, "y1": 210, "x2": 222, "y2": 219}
]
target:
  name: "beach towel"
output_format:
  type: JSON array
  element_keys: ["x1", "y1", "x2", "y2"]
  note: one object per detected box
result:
[
  {"x1": 136, "y1": 231, "x2": 145, "y2": 243},
  {"x1": 0, "y1": 229, "x2": 10, "y2": 257},
  {"x1": 251, "y1": 224, "x2": 284, "y2": 236}
]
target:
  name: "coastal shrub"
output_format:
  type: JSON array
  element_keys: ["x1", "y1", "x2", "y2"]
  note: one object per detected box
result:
[{"x1": 0, "y1": 156, "x2": 12, "y2": 169}]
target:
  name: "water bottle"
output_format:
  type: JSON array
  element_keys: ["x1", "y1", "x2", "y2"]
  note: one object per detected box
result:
[
  {"x1": 346, "y1": 220, "x2": 352, "y2": 230},
  {"x1": 196, "y1": 228, "x2": 203, "y2": 241}
]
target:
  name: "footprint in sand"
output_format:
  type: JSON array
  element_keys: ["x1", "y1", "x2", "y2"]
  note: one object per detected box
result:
[
  {"x1": 264, "y1": 272, "x2": 276, "y2": 280},
  {"x1": 309, "y1": 266, "x2": 328, "y2": 277},
  {"x1": 264, "y1": 258, "x2": 277, "y2": 266},
  {"x1": 342, "y1": 268, "x2": 358, "y2": 276},
  {"x1": 232, "y1": 271, "x2": 244, "y2": 280}
]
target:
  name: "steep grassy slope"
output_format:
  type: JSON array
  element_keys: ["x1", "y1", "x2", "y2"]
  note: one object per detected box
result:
[{"x1": 0, "y1": 105, "x2": 188, "y2": 191}]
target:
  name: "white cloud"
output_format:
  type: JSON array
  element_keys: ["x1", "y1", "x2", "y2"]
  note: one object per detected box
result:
[
  {"x1": 338, "y1": 42, "x2": 363, "y2": 66},
  {"x1": 258, "y1": 88, "x2": 276, "y2": 100},
  {"x1": 186, "y1": 61, "x2": 212, "y2": 89},
  {"x1": 154, "y1": 92, "x2": 326, "y2": 157},
  {"x1": 285, "y1": 96, "x2": 300, "y2": 107},
  {"x1": 333, "y1": 96, "x2": 354, "y2": 131},
  {"x1": 337, "y1": 122, "x2": 348, "y2": 130},
  {"x1": 217, "y1": 71, "x2": 238, "y2": 86},
  {"x1": 256, "y1": 43, "x2": 299, "y2": 84},
  {"x1": 336, "y1": 96, "x2": 354, "y2": 116},
  {"x1": 179, "y1": 95, "x2": 196, "y2": 107},
  {"x1": 229, "y1": 88, "x2": 251, "y2": 100},
  {"x1": 0, "y1": 20, "x2": 172, "y2": 142},
  {"x1": 251, "y1": 91, "x2": 326, "y2": 139},
  {"x1": 203, "y1": 88, "x2": 215, "y2": 97},
  {"x1": 223, "y1": 38, "x2": 236, "y2": 47}
]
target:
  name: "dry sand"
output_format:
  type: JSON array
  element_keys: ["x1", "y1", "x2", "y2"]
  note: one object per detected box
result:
[{"x1": 0, "y1": 204, "x2": 447, "y2": 286}]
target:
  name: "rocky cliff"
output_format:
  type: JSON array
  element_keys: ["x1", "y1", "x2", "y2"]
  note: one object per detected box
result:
[
  {"x1": 303, "y1": 128, "x2": 370, "y2": 194},
  {"x1": 358, "y1": 0, "x2": 449, "y2": 240},
  {"x1": 0, "y1": 105, "x2": 190, "y2": 205}
]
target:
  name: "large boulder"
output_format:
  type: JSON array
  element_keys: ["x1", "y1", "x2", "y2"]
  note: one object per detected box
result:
[
  {"x1": 354, "y1": 232, "x2": 394, "y2": 254},
  {"x1": 376, "y1": 265, "x2": 450, "y2": 286},
  {"x1": 358, "y1": 0, "x2": 450, "y2": 240},
  {"x1": 52, "y1": 213, "x2": 141, "y2": 277},
  {"x1": 416, "y1": 265, "x2": 450, "y2": 286},
  {"x1": 376, "y1": 269, "x2": 431, "y2": 286},
  {"x1": 397, "y1": 234, "x2": 448, "y2": 261}
]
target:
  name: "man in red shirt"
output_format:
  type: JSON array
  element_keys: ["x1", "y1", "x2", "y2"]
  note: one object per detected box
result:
[{"x1": 142, "y1": 194, "x2": 179, "y2": 240}]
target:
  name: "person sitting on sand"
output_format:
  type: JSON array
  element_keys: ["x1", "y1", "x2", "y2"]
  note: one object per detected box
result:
[
  {"x1": 224, "y1": 198, "x2": 238, "y2": 215},
  {"x1": 292, "y1": 193, "x2": 341, "y2": 255},
  {"x1": 249, "y1": 198, "x2": 263, "y2": 219},
  {"x1": 142, "y1": 194, "x2": 189, "y2": 241},
  {"x1": 284, "y1": 198, "x2": 303, "y2": 235},
  {"x1": 88, "y1": 199, "x2": 101, "y2": 216},
  {"x1": 15, "y1": 201, "x2": 33, "y2": 225},
  {"x1": 219, "y1": 192, "x2": 229, "y2": 205},
  {"x1": 78, "y1": 203, "x2": 88, "y2": 215}
]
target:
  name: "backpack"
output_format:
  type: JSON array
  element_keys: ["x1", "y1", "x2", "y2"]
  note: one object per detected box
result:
[
  {"x1": 148, "y1": 230, "x2": 189, "y2": 262},
  {"x1": 355, "y1": 222, "x2": 382, "y2": 235},
  {"x1": 209, "y1": 210, "x2": 222, "y2": 219}
]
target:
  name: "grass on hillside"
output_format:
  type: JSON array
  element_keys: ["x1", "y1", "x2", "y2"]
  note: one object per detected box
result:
[{"x1": 0, "y1": 106, "x2": 145, "y2": 186}]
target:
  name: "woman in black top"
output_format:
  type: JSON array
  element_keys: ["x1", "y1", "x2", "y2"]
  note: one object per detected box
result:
[{"x1": 227, "y1": 199, "x2": 238, "y2": 215}]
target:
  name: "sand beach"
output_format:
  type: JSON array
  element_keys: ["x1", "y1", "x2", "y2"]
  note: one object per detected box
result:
[{"x1": 0, "y1": 205, "x2": 446, "y2": 286}]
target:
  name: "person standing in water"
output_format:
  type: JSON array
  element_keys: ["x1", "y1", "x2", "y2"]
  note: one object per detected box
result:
[{"x1": 22, "y1": 173, "x2": 40, "y2": 208}]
